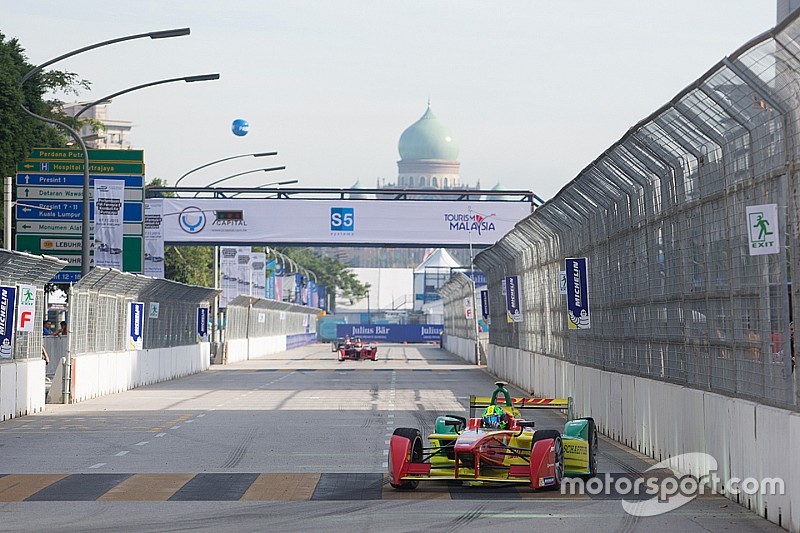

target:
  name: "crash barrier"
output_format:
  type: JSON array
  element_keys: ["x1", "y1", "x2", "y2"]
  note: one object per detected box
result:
[
  {"x1": 55, "y1": 268, "x2": 218, "y2": 404},
  {"x1": 0, "y1": 250, "x2": 66, "y2": 420},
  {"x1": 224, "y1": 296, "x2": 318, "y2": 363},
  {"x1": 439, "y1": 274, "x2": 489, "y2": 363},
  {"x1": 336, "y1": 324, "x2": 443, "y2": 343},
  {"x1": 472, "y1": 14, "x2": 800, "y2": 411},
  {"x1": 486, "y1": 345, "x2": 799, "y2": 531},
  {"x1": 439, "y1": 13, "x2": 800, "y2": 530}
]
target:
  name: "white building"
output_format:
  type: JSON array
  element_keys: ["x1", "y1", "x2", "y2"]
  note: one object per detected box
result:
[{"x1": 62, "y1": 102, "x2": 132, "y2": 150}]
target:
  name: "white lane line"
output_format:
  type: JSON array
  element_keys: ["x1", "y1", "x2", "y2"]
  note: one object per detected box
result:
[
  {"x1": 382, "y1": 461, "x2": 388, "y2": 468},
  {"x1": 171, "y1": 425, "x2": 181, "y2": 430},
  {"x1": 185, "y1": 420, "x2": 194, "y2": 424},
  {"x1": 385, "y1": 440, "x2": 390, "y2": 445},
  {"x1": 89, "y1": 463, "x2": 106, "y2": 469},
  {"x1": 155, "y1": 433, "x2": 167, "y2": 438},
  {"x1": 115, "y1": 451, "x2": 129, "y2": 456},
  {"x1": 135, "y1": 441, "x2": 149, "y2": 446},
  {"x1": 383, "y1": 450, "x2": 389, "y2": 455},
  {"x1": 197, "y1": 414, "x2": 206, "y2": 418}
]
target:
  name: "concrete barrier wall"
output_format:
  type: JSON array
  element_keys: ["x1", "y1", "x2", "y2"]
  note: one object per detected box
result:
[
  {"x1": 0, "y1": 360, "x2": 46, "y2": 421},
  {"x1": 70, "y1": 344, "x2": 210, "y2": 404},
  {"x1": 480, "y1": 342, "x2": 800, "y2": 531},
  {"x1": 226, "y1": 332, "x2": 318, "y2": 363},
  {"x1": 442, "y1": 334, "x2": 474, "y2": 363}
]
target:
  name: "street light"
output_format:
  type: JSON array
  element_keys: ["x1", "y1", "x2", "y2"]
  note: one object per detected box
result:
[
  {"x1": 175, "y1": 152, "x2": 278, "y2": 187},
  {"x1": 73, "y1": 74, "x2": 220, "y2": 120},
  {"x1": 204, "y1": 167, "x2": 287, "y2": 189},
  {"x1": 19, "y1": 27, "x2": 191, "y2": 276},
  {"x1": 229, "y1": 179, "x2": 299, "y2": 198}
]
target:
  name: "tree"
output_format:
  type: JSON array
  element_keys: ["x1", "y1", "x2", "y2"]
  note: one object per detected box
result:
[
  {"x1": 0, "y1": 32, "x2": 90, "y2": 235},
  {"x1": 273, "y1": 247, "x2": 369, "y2": 311}
]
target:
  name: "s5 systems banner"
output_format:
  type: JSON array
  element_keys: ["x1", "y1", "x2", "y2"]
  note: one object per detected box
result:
[
  {"x1": 565, "y1": 257, "x2": 590, "y2": 330},
  {"x1": 162, "y1": 199, "x2": 531, "y2": 246}
]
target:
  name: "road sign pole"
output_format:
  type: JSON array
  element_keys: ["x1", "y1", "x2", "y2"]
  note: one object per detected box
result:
[{"x1": 4, "y1": 176, "x2": 11, "y2": 250}]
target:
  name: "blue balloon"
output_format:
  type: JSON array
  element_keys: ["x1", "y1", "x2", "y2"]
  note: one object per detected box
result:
[{"x1": 232, "y1": 119, "x2": 249, "y2": 136}]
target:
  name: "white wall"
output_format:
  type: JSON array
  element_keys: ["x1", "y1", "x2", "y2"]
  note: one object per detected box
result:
[
  {"x1": 68, "y1": 344, "x2": 210, "y2": 403},
  {"x1": 446, "y1": 334, "x2": 800, "y2": 531},
  {"x1": 226, "y1": 335, "x2": 287, "y2": 363},
  {"x1": 0, "y1": 359, "x2": 46, "y2": 421}
]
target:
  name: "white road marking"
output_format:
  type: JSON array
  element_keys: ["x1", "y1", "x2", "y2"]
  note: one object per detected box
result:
[
  {"x1": 135, "y1": 441, "x2": 149, "y2": 446},
  {"x1": 171, "y1": 425, "x2": 181, "y2": 429},
  {"x1": 89, "y1": 463, "x2": 106, "y2": 469},
  {"x1": 382, "y1": 462, "x2": 388, "y2": 468},
  {"x1": 156, "y1": 433, "x2": 167, "y2": 438},
  {"x1": 115, "y1": 451, "x2": 129, "y2": 456},
  {"x1": 197, "y1": 414, "x2": 206, "y2": 418},
  {"x1": 185, "y1": 420, "x2": 194, "y2": 424}
]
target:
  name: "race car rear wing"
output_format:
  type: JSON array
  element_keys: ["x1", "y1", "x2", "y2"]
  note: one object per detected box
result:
[{"x1": 469, "y1": 395, "x2": 574, "y2": 421}]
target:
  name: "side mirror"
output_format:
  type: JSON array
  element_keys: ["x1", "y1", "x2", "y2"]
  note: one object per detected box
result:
[
  {"x1": 518, "y1": 420, "x2": 535, "y2": 428},
  {"x1": 444, "y1": 419, "x2": 461, "y2": 426}
]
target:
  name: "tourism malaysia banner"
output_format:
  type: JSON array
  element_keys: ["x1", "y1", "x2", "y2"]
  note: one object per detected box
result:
[
  {"x1": 162, "y1": 199, "x2": 532, "y2": 246},
  {"x1": 144, "y1": 199, "x2": 164, "y2": 278},
  {"x1": 94, "y1": 179, "x2": 125, "y2": 269}
]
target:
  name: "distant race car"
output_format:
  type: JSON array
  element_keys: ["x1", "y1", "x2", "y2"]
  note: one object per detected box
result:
[
  {"x1": 388, "y1": 381, "x2": 598, "y2": 491},
  {"x1": 338, "y1": 337, "x2": 378, "y2": 361}
]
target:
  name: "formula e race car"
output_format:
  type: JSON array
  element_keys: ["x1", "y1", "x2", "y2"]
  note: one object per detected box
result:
[
  {"x1": 338, "y1": 337, "x2": 378, "y2": 361},
  {"x1": 331, "y1": 337, "x2": 347, "y2": 352},
  {"x1": 388, "y1": 381, "x2": 598, "y2": 490}
]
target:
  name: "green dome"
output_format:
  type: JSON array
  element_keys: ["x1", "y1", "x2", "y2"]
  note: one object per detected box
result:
[{"x1": 398, "y1": 105, "x2": 459, "y2": 161}]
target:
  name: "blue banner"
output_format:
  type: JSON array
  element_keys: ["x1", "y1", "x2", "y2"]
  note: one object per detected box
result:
[
  {"x1": 264, "y1": 259, "x2": 277, "y2": 299},
  {"x1": 504, "y1": 276, "x2": 523, "y2": 323},
  {"x1": 565, "y1": 257, "x2": 590, "y2": 330},
  {"x1": 128, "y1": 301, "x2": 144, "y2": 349},
  {"x1": 0, "y1": 286, "x2": 17, "y2": 360},
  {"x1": 286, "y1": 332, "x2": 317, "y2": 350},
  {"x1": 197, "y1": 307, "x2": 209, "y2": 341},
  {"x1": 480, "y1": 288, "x2": 490, "y2": 320},
  {"x1": 336, "y1": 324, "x2": 443, "y2": 343}
]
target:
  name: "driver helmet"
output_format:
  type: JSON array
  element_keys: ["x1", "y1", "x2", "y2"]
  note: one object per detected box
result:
[{"x1": 481, "y1": 405, "x2": 507, "y2": 429}]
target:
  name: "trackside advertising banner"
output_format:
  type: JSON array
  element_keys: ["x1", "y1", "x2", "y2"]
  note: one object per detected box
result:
[
  {"x1": 197, "y1": 307, "x2": 209, "y2": 342},
  {"x1": 337, "y1": 324, "x2": 443, "y2": 343},
  {"x1": 250, "y1": 252, "x2": 266, "y2": 297},
  {"x1": 504, "y1": 276, "x2": 523, "y2": 323},
  {"x1": 94, "y1": 179, "x2": 125, "y2": 269},
  {"x1": 0, "y1": 286, "x2": 16, "y2": 359},
  {"x1": 219, "y1": 247, "x2": 239, "y2": 309},
  {"x1": 128, "y1": 301, "x2": 144, "y2": 350},
  {"x1": 16, "y1": 285, "x2": 36, "y2": 332},
  {"x1": 162, "y1": 199, "x2": 531, "y2": 246},
  {"x1": 144, "y1": 199, "x2": 165, "y2": 278},
  {"x1": 565, "y1": 257, "x2": 590, "y2": 330}
]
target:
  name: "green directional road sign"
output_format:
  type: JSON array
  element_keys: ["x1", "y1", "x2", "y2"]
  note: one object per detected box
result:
[
  {"x1": 25, "y1": 148, "x2": 143, "y2": 162},
  {"x1": 17, "y1": 161, "x2": 144, "y2": 174},
  {"x1": 14, "y1": 148, "x2": 145, "y2": 279}
]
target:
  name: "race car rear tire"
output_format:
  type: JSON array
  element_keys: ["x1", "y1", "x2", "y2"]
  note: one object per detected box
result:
[
  {"x1": 532, "y1": 429, "x2": 564, "y2": 489},
  {"x1": 390, "y1": 428, "x2": 423, "y2": 490},
  {"x1": 580, "y1": 418, "x2": 598, "y2": 478}
]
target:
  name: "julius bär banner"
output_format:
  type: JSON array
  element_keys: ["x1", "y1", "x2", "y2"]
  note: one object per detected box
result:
[
  {"x1": 162, "y1": 199, "x2": 531, "y2": 246},
  {"x1": 565, "y1": 257, "x2": 590, "y2": 330}
]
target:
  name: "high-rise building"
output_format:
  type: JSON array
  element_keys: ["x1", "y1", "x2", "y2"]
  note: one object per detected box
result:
[
  {"x1": 778, "y1": 0, "x2": 800, "y2": 23},
  {"x1": 62, "y1": 102, "x2": 132, "y2": 150}
]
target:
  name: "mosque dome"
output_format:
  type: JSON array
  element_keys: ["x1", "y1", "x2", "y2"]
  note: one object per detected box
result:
[{"x1": 398, "y1": 104, "x2": 459, "y2": 161}]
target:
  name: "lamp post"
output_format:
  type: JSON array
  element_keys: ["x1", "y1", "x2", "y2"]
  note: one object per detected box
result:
[
  {"x1": 174, "y1": 152, "x2": 278, "y2": 187},
  {"x1": 230, "y1": 179, "x2": 299, "y2": 198},
  {"x1": 467, "y1": 206, "x2": 482, "y2": 366},
  {"x1": 73, "y1": 74, "x2": 220, "y2": 120},
  {"x1": 20, "y1": 27, "x2": 192, "y2": 277},
  {"x1": 202, "y1": 167, "x2": 287, "y2": 189}
]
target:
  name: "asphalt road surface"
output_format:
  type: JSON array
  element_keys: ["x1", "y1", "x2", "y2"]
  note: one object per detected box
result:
[{"x1": 0, "y1": 343, "x2": 782, "y2": 532}]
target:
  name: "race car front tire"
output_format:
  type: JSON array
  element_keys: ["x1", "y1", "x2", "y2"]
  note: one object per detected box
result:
[
  {"x1": 531, "y1": 429, "x2": 564, "y2": 489},
  {"x1": 579, "y1": 417, "x2": 598, "y2": 478},
  {"x1": 390, "y1": 428, "x2": 423, "y2": 490}
]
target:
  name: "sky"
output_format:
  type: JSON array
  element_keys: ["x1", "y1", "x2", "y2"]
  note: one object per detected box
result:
[{"x1": 2, "y1": 1, "x2": 779, "y2": 201}]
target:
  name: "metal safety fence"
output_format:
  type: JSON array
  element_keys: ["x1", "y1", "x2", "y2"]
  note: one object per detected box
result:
[
  {"x1": 225, "y1": 296, "x2": 318, "y2": 340},
  {"x1": 472, "y1": 13, "x2": 800, "y2": 410},
  {"x1": 440, "y1": 273, "x2": 477, "y2": 341},
  {"x1": 69, "y1": 268, "x2": 218, "y2": 355},
  {"x1": 0, "y1": 250, "x2": 66, "y2": 362}
]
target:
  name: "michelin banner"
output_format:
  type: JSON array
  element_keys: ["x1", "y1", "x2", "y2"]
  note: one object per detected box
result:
[
  {"x1": 504, "y1": 276, "x2": 523, "y2": 323},
  {"x1": 162, "y1": 199, "x2": 531, "y2": 246},
  {"x1": 94, "y1": 179, "x2": 125, "y2": 269},
  {"x1": 565, "y1": 257, "x2": 590, "y2": 330},
  {"x1": 144, "y1": 199, "x2": 165, "y2": 278}
]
